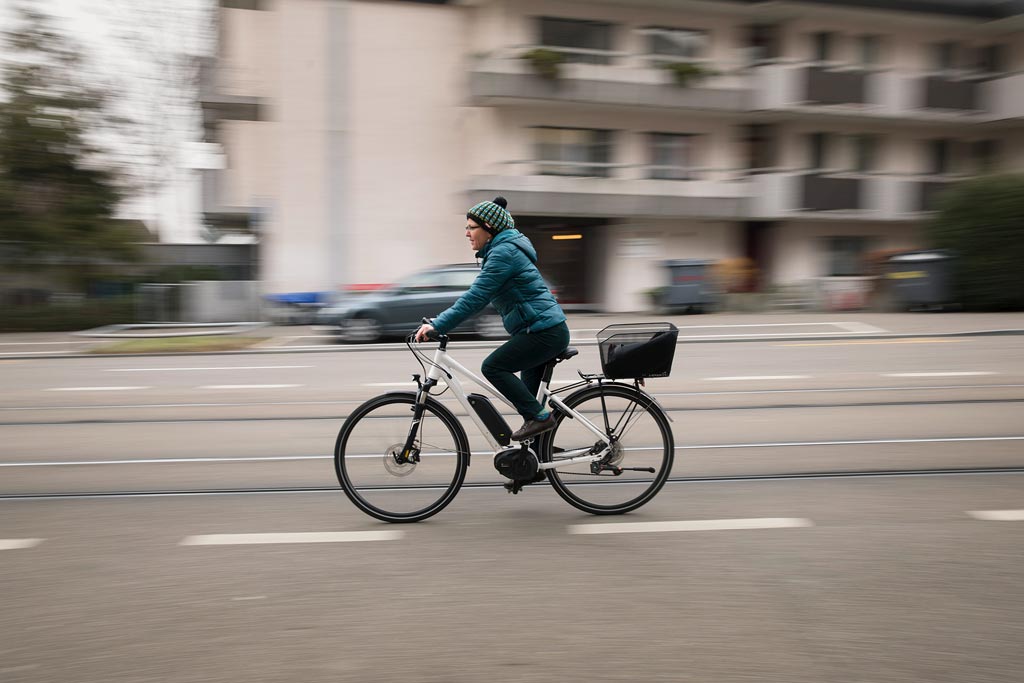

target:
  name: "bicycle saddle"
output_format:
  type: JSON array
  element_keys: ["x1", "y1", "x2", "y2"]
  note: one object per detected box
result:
[{"x1": 555, "y1": 347, "x2": 578, "y2": 362}]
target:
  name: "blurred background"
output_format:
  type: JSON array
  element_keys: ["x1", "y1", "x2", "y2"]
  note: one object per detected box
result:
[
  {"x1": 2, "y1": 1, "x2": 1024, "y2": 681},
  {"x1": 1, "y1": 0, "x2": 1023, "y2": 333}
]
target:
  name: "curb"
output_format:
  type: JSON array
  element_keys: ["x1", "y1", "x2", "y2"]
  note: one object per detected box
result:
[{"x1": 1, "y1": 328, "x2": 1022, "y2": 361}]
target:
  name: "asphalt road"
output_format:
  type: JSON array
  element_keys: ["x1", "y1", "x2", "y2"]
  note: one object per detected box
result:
[{"x1": 2, "y1": 333, "x2": 1023, "y2": 682}]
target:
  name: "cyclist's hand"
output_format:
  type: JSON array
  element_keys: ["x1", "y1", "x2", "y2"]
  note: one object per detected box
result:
[{"x1": 414, "y1": 323, "x2": 435, "y2": 343}]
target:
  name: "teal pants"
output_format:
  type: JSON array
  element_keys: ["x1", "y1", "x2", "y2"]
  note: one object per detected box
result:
[{"x1": 482, "y1": 322, "x2": 570, "y2": 420}]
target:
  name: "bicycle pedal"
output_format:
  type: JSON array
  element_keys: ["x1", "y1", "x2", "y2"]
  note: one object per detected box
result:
[{"x1": 503, "y1": 480, "x2": 524, "y2": 495}]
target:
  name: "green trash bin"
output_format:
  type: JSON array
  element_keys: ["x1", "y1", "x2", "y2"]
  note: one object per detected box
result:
[{"x1": 885, "y1": 250, "x2": 955, "y2": 310}]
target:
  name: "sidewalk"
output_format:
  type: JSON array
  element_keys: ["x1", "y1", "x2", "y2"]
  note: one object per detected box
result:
[{"x1": 2, "y1": 311, "x2": 1023, "y2": 359}]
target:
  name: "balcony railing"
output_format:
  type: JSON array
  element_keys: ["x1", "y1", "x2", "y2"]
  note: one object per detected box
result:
[
  {"x1": 749, "y1": 171, "x2": 966, "y2": 220},
  {"x1": 469, "y1": 161, "x2": 748, "y2": 219},
  {"x1": 468, "y1": 47, "x2": 750, "y2": 111},
  {"x1": 805, "y1": 65, "x2": 867, "y2": 105},
  {"x1": 198, "y1": 57, "x2": 265, "y2": 124},
  {"x1": 472, "y1": 47, "x2": 1022, "y2": 121},
  {"x1": 922, "y1": 74, "x2": 980, "y2": 110}
]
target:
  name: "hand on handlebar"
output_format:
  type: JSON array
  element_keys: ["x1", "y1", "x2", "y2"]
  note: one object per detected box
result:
[{"x1": 414, "y1": 322, "x2": 436, "y2": 343}]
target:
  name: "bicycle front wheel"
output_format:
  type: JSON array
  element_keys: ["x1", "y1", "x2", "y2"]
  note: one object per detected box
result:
[
  {"x1": 542, "y1": 383, "x2": 674, "y2": 515},
  {"x1": 335, "y1": 393, "x2": 469, "y2": 523}
]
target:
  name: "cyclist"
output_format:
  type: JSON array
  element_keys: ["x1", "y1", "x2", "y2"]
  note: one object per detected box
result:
[{"x1": 415, "y1": 196, "x2": 569, "y2": 442}]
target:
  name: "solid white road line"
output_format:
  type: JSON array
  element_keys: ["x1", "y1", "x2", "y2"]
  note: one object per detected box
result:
[
  {"x1": 45, "y1": 386, "x2": 149, "y2": 392},
  {"x1": 706, "y1": 375, "x2": 811, "y2": 381},
  {"x1": 967, "y1": 510, "x2": 1024, "y2": 521},
  {"x1": 883, "y1": 372, "x2": 997, "y2": 378},
  {"x1": 0, "y1": 538, "x2": 43, "y2": 550},
  {"x1": 568, "y1": 518, "x2": 813, "y2": 535},
  {"x1": 180, "y1": 531, "x2": 404, "y2": 545},
  {"x1": 834, "y1": 321, "x2": 888, "y2": 334},
  {"x1": 108, "y1": 366, "x2": 312, "y2": 372},
  {"x1": 199, "y1": 384, "x2": 302, "y2": 390}
]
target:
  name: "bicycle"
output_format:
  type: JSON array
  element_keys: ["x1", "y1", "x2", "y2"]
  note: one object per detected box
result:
[{"x1": 334, "y1": 321, "x2": 678, "y2": 523}]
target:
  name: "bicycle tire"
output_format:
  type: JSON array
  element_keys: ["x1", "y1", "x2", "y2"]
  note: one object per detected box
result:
[
  {"x1": 335, "y1": 392, "x2": 470, "y2": 523},
  {"x1": 540, "y1": 383, "x2": 673, "y2": 515}
]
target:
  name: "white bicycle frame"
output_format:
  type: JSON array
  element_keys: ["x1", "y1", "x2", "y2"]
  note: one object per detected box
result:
[{"x1": 421, "y1": 344, "x2": 612, "y2": 469}]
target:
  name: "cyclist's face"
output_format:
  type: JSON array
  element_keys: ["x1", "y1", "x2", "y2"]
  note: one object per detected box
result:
[{"x1": 466, "y1": 219, "x2": 490, "y2": 251}]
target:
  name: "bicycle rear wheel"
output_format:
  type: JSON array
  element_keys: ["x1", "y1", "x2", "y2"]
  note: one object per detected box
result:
[
  {"x1": 335, "y1": 393, "x2": 469, "y2": 523},
  {"x1": 541, "y1": 383, "x2": 673, "y2": 515}
]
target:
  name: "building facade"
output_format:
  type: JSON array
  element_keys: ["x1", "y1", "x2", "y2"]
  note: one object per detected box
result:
[{"x1": 202, "y1": 0, "x2": 1024, "y2": 310}]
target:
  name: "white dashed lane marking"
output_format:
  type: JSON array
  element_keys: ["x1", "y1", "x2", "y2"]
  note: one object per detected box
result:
[
  {"x1": 199, "y1": 384, "x2": 303, "y2": 390},
  {"x1": 0, "y1": 538, "x2": 44, "y2": 550},
  {"x1": 180, "y1": 531, "x2": 404, "y2": 545},
  {"x1": 568, "y1": 518, "x2": 814, "y2": 535},
  {"x1": 45, "y1": 386, "x2": 149, "y2": 392},
  {"x1": 705, "y1": 375, "x2": 811, "y2": 381},
  {"x1": 967, "y1": 510, "x2": 1024, "y2": 521},
  {"x1": 883, "y1": 372, "x2": 997, "y2": 378},
  {"x1": 108, "y1": 366, "x2": 313, "y2": 372}
]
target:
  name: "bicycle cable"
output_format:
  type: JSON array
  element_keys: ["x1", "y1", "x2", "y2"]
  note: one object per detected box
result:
[{"x1": 404, "y1": 332, "x2": 451, "y2": 397}]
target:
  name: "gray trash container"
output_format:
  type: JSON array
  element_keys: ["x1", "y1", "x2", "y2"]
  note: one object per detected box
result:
[
  {"x1": 885, "y1": 250, "x2": 955, "y2": 310},
  {"x1": 662, "y1": 259, "x2": 715, "y2": 312}
]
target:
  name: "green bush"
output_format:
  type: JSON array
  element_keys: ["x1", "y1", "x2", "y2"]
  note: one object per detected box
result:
[
  {"x1": 662, "y1": 61, "x2": 718, "y2": 87},
  {"x1": 927, "y1": 174, "x2": 1024, "y2": 311},
  {"x1": 0, "y1": 296, "x2": 136, "y2": 332},
  {"x1": 522, "y1": 48, "x2": 564, "y2": 80}
]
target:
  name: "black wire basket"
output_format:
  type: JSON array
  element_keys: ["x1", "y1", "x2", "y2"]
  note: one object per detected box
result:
[{"x1": 597, "y1": 322, "x2": 679, "y2": 379}]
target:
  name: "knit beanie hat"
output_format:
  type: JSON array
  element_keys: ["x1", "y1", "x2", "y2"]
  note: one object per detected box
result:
[{"x1": 467, "y1": 196, "x2": 514, "y2": 235}]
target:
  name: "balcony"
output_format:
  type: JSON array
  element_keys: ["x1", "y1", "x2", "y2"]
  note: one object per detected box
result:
[
  {"x1": 468, "y1": 162, "x2": 747, "y2": 219},
  {"x1": 470, "y1": 45, "x2": 1023, "y2": 123},
  {"x1": 751, "y1": 63, "x2": 1024, "y2": 123},
  {"x1": 199, "y1": 57, "x2": 266, "y2": 133},
  {"x1": 201, "y1": 169, "x2": 255, "y2": 234},
  {"x1": 468, "y1": 48, "x2": 749, "y2": 112},
  {"x1": 748, "y1": 172, "x2": 948, "y2": 221}
]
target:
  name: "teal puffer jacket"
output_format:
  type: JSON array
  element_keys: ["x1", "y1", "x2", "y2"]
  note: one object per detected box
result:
[{"x1": 433, "y1": 229, "x2": 566, "y2": 336}]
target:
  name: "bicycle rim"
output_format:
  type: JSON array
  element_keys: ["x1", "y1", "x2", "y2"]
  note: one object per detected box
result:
[
  {"x1": 335, "y1": 394, "x2": 468, "y2": 522},
  {"x1": 543, "y1": 384, "x2": 673, "y2": 515}
]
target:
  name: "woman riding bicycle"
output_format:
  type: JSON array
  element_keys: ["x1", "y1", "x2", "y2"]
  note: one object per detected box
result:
[{"x1": 415, "y1": 196, "x2": 569, "y2": 442}]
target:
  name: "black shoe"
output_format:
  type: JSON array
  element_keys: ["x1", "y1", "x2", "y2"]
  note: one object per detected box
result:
[{"x1": 511, "y1": 414, "x2": 556, "y2": 442}]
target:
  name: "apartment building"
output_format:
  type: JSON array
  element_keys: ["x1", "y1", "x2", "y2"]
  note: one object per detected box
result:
[{"x1": 202, "y1": 0, "x2": 1024, "y2": 310}]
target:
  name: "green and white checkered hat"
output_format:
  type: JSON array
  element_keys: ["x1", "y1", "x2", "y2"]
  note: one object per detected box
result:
[{"x1": 467, "y1": 196, "x2": 514, "y2": 235}]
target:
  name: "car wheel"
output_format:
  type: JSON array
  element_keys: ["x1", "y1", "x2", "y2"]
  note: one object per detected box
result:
[
  {"x1": 474, "y1": 314, "x2": 506, "y2": 340},
  {"x1": 338, "y1": 316, "x2": 382, "y2": 343}
]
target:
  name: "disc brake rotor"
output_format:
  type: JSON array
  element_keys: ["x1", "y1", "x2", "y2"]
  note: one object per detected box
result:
[{"x1": 383, "y1": 443, "x2": 417, "y2": 477}]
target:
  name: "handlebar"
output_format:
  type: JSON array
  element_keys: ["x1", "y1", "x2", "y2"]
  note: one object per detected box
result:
[{"x1": 418, "y1": 317, "x2": 447, "y2": 345}]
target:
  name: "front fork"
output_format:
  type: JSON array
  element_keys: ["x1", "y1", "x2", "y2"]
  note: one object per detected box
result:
[{"x1": 396, "y1": 373, "x2": 437, "y2": 464}]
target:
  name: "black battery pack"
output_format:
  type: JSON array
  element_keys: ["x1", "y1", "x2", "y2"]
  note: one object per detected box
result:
[{"x1": 467, "y1": 393, "x2": 511, "y2": 446}]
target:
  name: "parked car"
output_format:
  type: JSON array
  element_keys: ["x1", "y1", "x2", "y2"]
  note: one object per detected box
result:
[{"x1": 318, "y1": 264, "x2": 511, "y2": 343}]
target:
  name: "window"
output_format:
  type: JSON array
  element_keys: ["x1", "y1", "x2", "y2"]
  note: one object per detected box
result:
[
  {"x1": 812, "y1": 31, "x2": 834, "y2": 62},
  {"x1": 643, "y1": 27, "x2": 708, "y2": 61},
  {"x1": 971, "y1": 140, "x2": 998, "y2": 173},
  {"x1": 746, "y1": 24, "x2": 780, "y2": 64},
  {"x1": 858, "y1": 35, "x2": 881, "y2": 67},
  {"x1": 808, "y1": 132, "x2": 832, "y2": 170},
  {"x1": 827, "y1": 236, "x2": 869, "y2": 276},
  {"x1": 534, "y1": 128, "x2": 613, "y2": 177},
  {"x1": 539, "y1": 17, "x2": 613, "y2": 64},
  {"x1": 441, "y1": 269, "x2": 478, "y2": 290},
  {"x1": 928, "y1": 138, "x2": 951, "y2": 175},
  {"x1": 649, "y1": 133, "x2": 697, "y2": 180},
  {"x1": 932, "y1": 41, "x2": 958, "y2": 71},
  {"x1": 853, "y1": 134, "x2": 878, "y2": 173},
  {"x1": 974, "y1": 44, "x2": 1005, "y2": 73}
]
